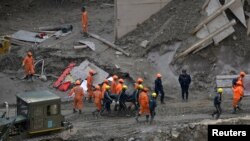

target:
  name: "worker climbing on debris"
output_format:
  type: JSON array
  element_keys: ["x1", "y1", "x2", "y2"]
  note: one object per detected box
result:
[
  {"x1": 69, "y1": 80, "x2": 84, "y2": 114},
  {"x1": 232, "y1": 81, "x2": 244, "y2": 114},
  {"x1": 81, "y1": 6, "x2": 88, "y2": 37},
  {"x1": 135, "y1": 87, "x2": 150, "y2": 122},
  {"x1": 22, "y1": 51, "x2": 35, "y2": 81},
  {"x1": 149, "y1": 92, "x2": 157, "y2": 124},
  {"x1": 92, "y1": 85, "x2": 102, "y2": 117},
  {"x1": 154, "y1": 73, "x2": 165, "y2": 104},
  {"x1": 101, "y1": 79, "x2": 109, "y2": 99},
  {"x1": 212, "y1": 88, "x2": 223, "y2": 119},
  {"x1": 87, "y1": 70, "x2": 95, "y2": 103},
  {"x1": 178, "y1": 69, "x2": 191, "y2": 102},
  {"x1": 101, "y1": 85, "x2": 114, "y2": 114},
  {"x1": 111, "y1": 75, "x2": 118, "y2": 94}
]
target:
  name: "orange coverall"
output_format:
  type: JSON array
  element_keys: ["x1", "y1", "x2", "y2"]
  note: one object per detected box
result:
[
  {"x1": 111, "y1": 80, "x2": 118, "y2": 94},
  {"x1": 233, "y1": 85, "x2": 243, "y2": 108},
  {"x1": 70, "y1": 86, "x2": 84, "y2": 110},
  {"x1": 22, "y1": 55, "x2": 35, "y2": 75},
  {"x1": 87, "y1": 74, "x2": 93, "y2": 98},
  {"x1": 116, "y1": 83, "x2": 123, "y2": 95},
  {"x1": 82, "y1": 11, "x2": 88, "y2": 33},
  {"x1": 93, "y1": 89, "x2": 102, "y2": 111},
  {"x1": 101, "y1": 83, "x2": 107, "y2": 99},
  {"x1": 139, "y1": 91, "x2": 150, "y2": 115}
]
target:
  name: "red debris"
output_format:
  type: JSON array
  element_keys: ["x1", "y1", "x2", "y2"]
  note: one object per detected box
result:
[{"x1": 53, "y1": 63, "x2": 76, "y2": 88}]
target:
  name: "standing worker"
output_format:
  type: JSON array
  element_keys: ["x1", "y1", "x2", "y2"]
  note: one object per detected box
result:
[
  {"x1": 22, "y1": 51, "x2": 35, "y2": 81},
  {"x1": 178, "y1": 69, "x2": 191, "y2": 102},
  {"x1": 154, "y1": 73, "x2": 165, "y2": 104},
  {"x1": 81, "y1": 6, "x2": 88, "y2": 37},
  {"x1": 111, "y1": 75, "x2": 118, "y2": 94},
  {"x1": 87, "y1": 70, "x2": 95, "y2": 102},
  {"x1": 69, "y1": 80, "x2": 84, "y2": 114},
  {"x1": 232, "y1": 81, "x2": 244, "y2": 114},
  {"x1": 212, "y1": 88, "x2": 223, "y2": 119},
  {"x1": 135, "y1": 87, "x2": 150, "y2": 122},
  {"x1": 92, "y1": 85, "x2": 102, "y2": 117},
  {"x1": 101, "y1": 85, "x2": 114, "y2": 114},
  {"x1": 116, "y1": 78, "x2": 124, "y2": 95},
  {"x1": 101, "y1": 79, "x2": 109, "y2": 99},
  {"x1": 134, "y1": 78, "x2": 144, "y2": 89},
  {"x1": 149, "y1": 93, "x2": 157, "y2": 123}
]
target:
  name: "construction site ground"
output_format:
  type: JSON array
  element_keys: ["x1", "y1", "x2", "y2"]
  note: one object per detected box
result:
[{"x1": 1, "y1": 0, "x2": 250, "y2": 140}]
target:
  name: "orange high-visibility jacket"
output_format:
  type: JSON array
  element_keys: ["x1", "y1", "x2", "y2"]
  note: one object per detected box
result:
[
  {"x1": 101, "y1": 83, "x2": 107, "y2": 99},
  {"x1": 93, "y1": 89, "x2": 102, "y2": 110},
  {"x1": 23, "y1": 55, "x2": 35, "y2": 75},
  {"x1": 82, "y1": 11, "x2": 88, "y2": 32},
  {"x1": 116, "y1": 83, "x2": 123, "y2": 95}
]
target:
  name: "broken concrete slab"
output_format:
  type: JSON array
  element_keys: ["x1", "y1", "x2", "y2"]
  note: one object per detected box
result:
[
  {"x1": 226, "y1": 0, "x2": 246, "y2": 27},
  {"x1": 70, "y1": 60, "x2": 109, "y2": 86},
  {"x1": 205, "y1": 0, "x2": 235, "y2": 45},
  {"x1": 79, "y1": 40, "x2": 96, "y2": 51},
  {"x1": 12, "y1": 30, "x2": 47, "y2": 43}
]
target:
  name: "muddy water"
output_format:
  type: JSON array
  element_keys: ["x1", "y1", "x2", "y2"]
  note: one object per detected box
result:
[{"x1": 147, "y1": 42, "x2": 181, "y2": 93}]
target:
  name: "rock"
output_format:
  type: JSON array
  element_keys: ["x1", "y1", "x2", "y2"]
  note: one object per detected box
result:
[
  {"x1": 115, "y1": 51, "x2": 123, "y2": 55},
  {"x1": 140, "y1": 40, "x2": 150, "y2": 48},
  {"x1": 128, "y1": 137, "x2": 135, "y2": 141},
  {"x1": 189, "y1": 124, "x2": 196, "y2": 129},
  {"x1": 171, "y1": 129, "x2": 180, "y2": 138},
  {"x1": 233, "y1": 35, "x2": 237, "y2": 40}
]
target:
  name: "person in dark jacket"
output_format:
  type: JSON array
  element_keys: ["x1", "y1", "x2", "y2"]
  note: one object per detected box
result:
[
  {"x1": 212, "y1": 88, "x2": 223, "y2": 119},
  {"x1": 178, "y1": 69, "x2": 191, "y2": 102},
  {"x1": 101, "y1": 85, "x2": 114, "y2": 114},
  {"x1": 154, "y1": 73, "x2": 165, "y2": 104},
  {"x1": 149, "y1": 93, "x2": 157, "y2": 124},
  {"x1": 118, "y1": 85, "x2": 128, "y2": 112}
]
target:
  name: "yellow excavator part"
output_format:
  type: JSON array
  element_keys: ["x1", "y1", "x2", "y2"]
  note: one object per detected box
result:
[{"x1": 0, "y1": 38, "x2": 10, "y2": 54}]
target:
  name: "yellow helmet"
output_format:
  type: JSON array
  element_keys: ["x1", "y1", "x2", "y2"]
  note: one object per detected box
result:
[
  {"x1": 152, "y1": 93, "x2": 157, "y2": 97},
  {"x1": 138, "y1": 84, "x2": 144, "y2": 90},
  {"x1": 217, "y1": 88, "x2": 223, "y2": 94},
  {"x1": 122, "y1": 85, "x2": 128, "y2": 90},
  {"x1": 105, "y1": 85, "x2": 111, "y2": 90}
]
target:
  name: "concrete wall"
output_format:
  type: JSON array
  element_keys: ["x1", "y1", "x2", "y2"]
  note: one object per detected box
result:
[{"x1": 115, "y1": 0, "x2": 172, "y2": 40}]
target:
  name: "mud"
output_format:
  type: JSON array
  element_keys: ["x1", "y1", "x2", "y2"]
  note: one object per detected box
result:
[{"x1": 1, "y1": 0, "x2": 250, "y2": 140}]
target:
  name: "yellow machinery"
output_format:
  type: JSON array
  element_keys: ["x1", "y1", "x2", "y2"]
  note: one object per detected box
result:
[{"x1": 0, "y1": 37, "x2": 10, "y2": 54}]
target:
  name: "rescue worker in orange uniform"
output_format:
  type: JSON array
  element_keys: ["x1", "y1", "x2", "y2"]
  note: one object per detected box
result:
[
  {"x1": 101, "y1": 79, "x2": 109, "y2": 99},
  {"x1": 232, "y1": 81, "x2": 244, "y2": 114},
  {"x1": 135, "y1": 87, "x2": 150, "y2": 122},
  {"x1": 81, "y1": 6, "x2": 88, "y2": 37},
  {"x1": 111, "y1": 75, "x2": 118, "y2": 94},
  {"x1": 87, "y1": 70, "x2": 95, "y2": 102},
  {"x1": 22, "y1": 51, "x2": 35, "y2": 81},
  {"x1": 69, "y1": 80, "x2": 84, "y2": 114},
  {"x1": 116, "y1": 79, "x2": 124, "y2": 95},
  {"x1": 92, "y1": 85, "x2": 102, "y2": 117},
  {"x1": 134, "y1": 78, "x2": 144, "y2": 89}
]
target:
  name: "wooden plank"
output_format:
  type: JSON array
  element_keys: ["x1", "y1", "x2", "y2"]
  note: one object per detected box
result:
[
  {"x1": 176, "y1": 20, "x2": 236, "y2": 59},
  {"x1": 74, "y1": 45, "x2": 87, "y2": 49},
  {"x1": 191, "y1": 0, "x2": 235, "y2": 34},
  {"x1": 88, "y1": 32, "x2": 130, "y2": 56}
]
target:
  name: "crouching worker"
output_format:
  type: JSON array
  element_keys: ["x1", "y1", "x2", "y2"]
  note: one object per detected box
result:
[
  {"x1": 69, "y1": 80, "x2": 84, "y2": 114},
  {"x1": 149, "y1": 93, "x2": 157, "y2": 123},
  {"x1": 101, "y1": 85, "x2": 114, "y2": 114},
  {"x1": 212, "y1": 88, "x2": 223, "y2": 119},
  {"x1": 135, "y1": 87, "x2": 150, "y2": 122},
  {"x1": 92, "y1": 85, "x2": 102, "y2": 117}
]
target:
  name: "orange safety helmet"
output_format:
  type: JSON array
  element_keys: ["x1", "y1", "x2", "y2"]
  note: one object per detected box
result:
[
  {"x1": 104, "y1": 79, "x2": 109, "y2": 83},
  {"x1": 240, "y1": 71, "x2": 246, "y2": 77},
  {"x1": 137, "y1": 78, "x2": 144, "y2": 83},
  {"x1": 143, "y1": 87, "x2": 149, "y2": 92},
  {"x1": 89, "y1": 69, "x2": 95, "y2": 75},
  {"x1": 75, "y1": 80, "x2": 81, "y2": 85},
  {"x1": 113, "y1": 75, "x2": 118, "y2": 80},
  {"x1": 95, "y1": 85, "x2": 100, "y2": 90},
  {"x1": 156, "y1": 73, "x2": 162, "y2": 78},
  {"x1": 118, "y1": 78, "x2": 124, "y2": 83},
  {"x1": 27, "y1": 51, "x2": 32, "y2": 56}
]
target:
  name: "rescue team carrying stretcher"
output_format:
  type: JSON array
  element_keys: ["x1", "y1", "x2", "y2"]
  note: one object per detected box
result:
[{"x1": 22, "y1": 51, "x2": 247, "y2": 122}]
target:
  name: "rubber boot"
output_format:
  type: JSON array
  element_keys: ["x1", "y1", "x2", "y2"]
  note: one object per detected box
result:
[
  {"x1": 79, "y1": 110, "x2": 82, "y2": 114},
  {"x1": 73, "y1": 109, "x2": 77, "y2": 113},
  {"x1": 135, "y1": 114, "x2": 140, "y2": 122},
  {"x1": 237, "y1": 106, "x2": 242, "y2": 111}
]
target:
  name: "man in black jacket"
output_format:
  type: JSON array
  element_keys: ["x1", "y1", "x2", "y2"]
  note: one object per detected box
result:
[
  {"x1": 154, "y1": 73, "x2": 165, "y2": 104},
  {"x1": 212, "y1": 88, "x2": 223, "y2": 119},
  {"x1": 178, "y1": 69, "x2": 191, "y2": 102}
]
